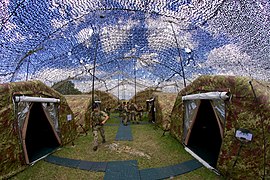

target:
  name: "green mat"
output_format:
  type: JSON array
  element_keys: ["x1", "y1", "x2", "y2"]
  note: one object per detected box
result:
[
  {"x1": 45, "y1": 155, "x2": 107, "y2": 171},
  {"x1": 104, "y1": 160, "x2": 140, "y2": 180},
  {"x1": 45, "y1": 155, "x2": 202, "y2": 179},
  {"x1": 139, "y1": 159, "x2": 202, "y2": 180},
  {"x1": 115, "y1": 123, "x2": 133, "y2": 141}
]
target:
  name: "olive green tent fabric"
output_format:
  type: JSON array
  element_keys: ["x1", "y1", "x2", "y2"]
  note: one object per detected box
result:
[
  {"x1": 170, "y1": 75, "x2": 270, "y2": 179},
  {"x1": 65, "y1": 95, "x2": 92, "y2": 132},
  {"x1": 152, "y1": 92, "x2": 177, "y2": 130},
  {"x1": 89, "y1": 90, "x2": 119, "y2": 111},
  {"x1": 130, "y1": 88, "x2": 161, "y2": 110},
  {"x1": 0, "y1": 80, "x2": 77, "y2": 179}
]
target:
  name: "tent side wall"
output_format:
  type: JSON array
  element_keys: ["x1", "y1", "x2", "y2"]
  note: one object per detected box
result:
[
  {"x1": 65, "y1": 95, "x2": 92, "y2": 132},
  {"x1": 130, "y1": 89, "x2": 161, "y2": 110},
  {"x1": 57, "y1": 98, "x2": 77, "y2": 144},
  {"x1": 0, "y1": 83, "x2": 23, "y2": 178},
  {"x1": 152, "y1": 92, "x2": 177, "y2": 130},
  {"x1": 89, "y1": 90, "x2": 119, "y2": 111},
  {"x1": 0, "y1": 81, "x2": 77, "y2": 179},
  {"x1": 170, "y1": 95, "x2": 184, "y2": 142},
  {"x1": 98, "y1": 91, "x2": 119, "y2": 110},
  {"x1": 170, "y1": 75, "x2": 270, "y2": 179}
]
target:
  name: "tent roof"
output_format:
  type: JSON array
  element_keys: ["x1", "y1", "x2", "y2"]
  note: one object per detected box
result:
[
  {"x1": 177, "y1": 75, "x2": 270, "y2": 118},
  {"x1": 0, "y1": 80, "x2": 63, "y2": 99}
]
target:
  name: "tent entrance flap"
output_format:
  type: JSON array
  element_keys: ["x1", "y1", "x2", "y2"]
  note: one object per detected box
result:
[
  {"x1": 21, "y1": 102, "x2": 61, "y2": 164},
  {"x1": 184, "y1": 99, "x2": 223, "y2": 168}
]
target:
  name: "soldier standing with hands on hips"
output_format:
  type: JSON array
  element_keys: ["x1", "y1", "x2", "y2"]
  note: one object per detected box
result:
[{"x1": 91, "y1": 103, "x2": 109, "y2": 151}]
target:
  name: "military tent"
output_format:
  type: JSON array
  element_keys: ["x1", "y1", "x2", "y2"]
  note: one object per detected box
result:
[
  {"x1": 0, "y1": 81, "x2": 77, "y2": 179},
  {"x1": 65, "y1": 94, "x2": 92, "y2": 133},
  {"x1": 130, "y1": 88, "x2": 161, "y2": 110},
  {"x1": 170, "y1": 75, "x2": 270, "y2": 179},
  {"x1": 151, "y1": 92, "x2": 177, "y2": 130},
  {"x1": 89, "y1": 90, "x2": 119, "y2": 111}
]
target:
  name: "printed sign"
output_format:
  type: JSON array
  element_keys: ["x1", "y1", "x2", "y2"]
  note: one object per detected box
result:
[
  {"x1": 235, "y1": 129, "x2": 252, "y2": 142},
  {"x1": 67, "y1": 114, "x2": 72, "y2": 121}
]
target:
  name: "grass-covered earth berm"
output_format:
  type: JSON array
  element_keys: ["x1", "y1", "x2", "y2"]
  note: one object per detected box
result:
[{"x1": 11, "y1": 113, "x2": 223, "y2": 180}]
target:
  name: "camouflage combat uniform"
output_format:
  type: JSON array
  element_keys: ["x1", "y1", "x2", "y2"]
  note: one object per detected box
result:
[
  {"x1": 91, "y1": 110, "x2": 108, "y2": 149},
  {"x1": 118, "y1": 104, "x2": 124, "y2": 121},
  {"x1": 129, "y1": 103, "x2": 138, "y2": 124},
  {"x1": 126, "y1": 103, "x2": 130, "y2": 122},
  {"x1": 137, "y1": 105, "x2": 143, "y2": 121},
  {"x1": 122, "y1": 105, "x2": 129, "y2": 126}
]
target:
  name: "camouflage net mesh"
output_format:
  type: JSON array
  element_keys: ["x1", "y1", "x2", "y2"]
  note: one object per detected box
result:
[{"x1": 0, "y1": 0, "x2": 269, "y2": 99}]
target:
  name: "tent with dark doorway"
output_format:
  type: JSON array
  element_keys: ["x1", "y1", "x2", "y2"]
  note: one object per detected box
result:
[
  {"x1": 170, "y1": 75, "x2": 270, "y2": 179},
  {"x1": 130, "y1": 88, "x2": 161, "y2": 110},
  {"x1": 65, "y1": 94, "x2": 92, "y2": 133},
  {"x1": 151, "y1": 92, "x2": 177, "y2": 130},
  {"x1": 0, "y1": 80, "x2": 77, "y2": 179}
]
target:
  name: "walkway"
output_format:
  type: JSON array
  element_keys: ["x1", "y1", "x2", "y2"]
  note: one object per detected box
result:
[
  {"x1": 115, "y1": 118, "x2": 133, "y2": 141},
  {"x1": 45, "y1": 155, "x2": 202, "y2": 180},
  {"x1": 45, "y1": 115, "x2": 202, "y2": 179},
  {"x1": 110, "y1": 116, "x2": 151, "y2": 141}
]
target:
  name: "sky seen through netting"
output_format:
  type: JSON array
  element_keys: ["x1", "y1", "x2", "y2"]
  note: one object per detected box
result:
[{"x1": 0, "y1": 0, "x2": 269, "y2": 99}]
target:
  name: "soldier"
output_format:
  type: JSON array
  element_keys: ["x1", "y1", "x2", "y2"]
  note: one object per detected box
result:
[
  {"x1": 137, "y1": 105, "x2": 143, "y2": 121},
  {"x1": 126, "y1": 102, "x2": 131, "y2": 122},
  {"x1": 91, "y1": 103, "x2": 109, "y2": 151},
  {"x1": 104, "y1": 107, "x2": 111, "y2": 117},
  {"x1": 129, "y1": 102, "x2": 138, "y2": 124},
  {"x1": 117, "y1": 103, "x2": 124, "y2": 121},
  {"x1": 122, "y1": 103, "x2": 129, "y2": 126}
]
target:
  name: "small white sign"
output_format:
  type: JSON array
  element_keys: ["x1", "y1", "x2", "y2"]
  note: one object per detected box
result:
[
  {"x1": 67, "y1": 114, "x2": 72, "y2": 121},
  {"x1": 235, "y1": 130, "x2": 252, "y2": 141}
]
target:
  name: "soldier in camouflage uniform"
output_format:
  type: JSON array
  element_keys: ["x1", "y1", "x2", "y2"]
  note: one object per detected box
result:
[
  {"x1": 129, "y1": 102, "x2": 138, "y2": 124},
  {"x1": 117, "y1": 103, "x2": 124, "y2": 123},
  {"x1": 122, "y1": 104, "x2": 129, "y2": 126},
  {"x1": 137, "y1": 105, "x2": 143, "y2": 121},
  {"x1": 126, "y1": 102, "x2": 130, "y2": 122},
  {"x1": 91, "y1": 103, "x2": 109, "y2": 151}
]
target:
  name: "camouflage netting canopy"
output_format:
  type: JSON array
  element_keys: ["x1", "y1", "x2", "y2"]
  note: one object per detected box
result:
[
  {"x1": 170, "y1": 75, "x2": 270, "y2": 179},
  {"x1": 0, "y1": 1, "x2": 269, "y2": 179},
  {"x1": 0, "y1": 80, "x2": 77, "y2": 179},
  {"x1": 0, "y1": 0, "x2": 269, "y2": 100}
]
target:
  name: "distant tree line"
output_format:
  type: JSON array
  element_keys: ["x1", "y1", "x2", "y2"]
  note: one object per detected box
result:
[{"x1": 52, "y1": 80, "x2": 82, "y2": 95}]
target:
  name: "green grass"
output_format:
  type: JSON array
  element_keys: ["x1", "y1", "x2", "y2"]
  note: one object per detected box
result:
[
  {"x1": 106, "y1": 112, "x2": 121, "y2": 124},
  {"x1": 11, "y1": 161, "x2": 104, "y2": 180},
  {"x1": 10, "y1": 116, "x2": 224, "y2": 180}
]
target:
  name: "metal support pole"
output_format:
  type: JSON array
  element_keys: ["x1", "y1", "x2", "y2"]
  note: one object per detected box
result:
[
  {"x1": 26, "y1": 58, "x2": 30, "y2": 81},
  {"x1": 134, "y1": 59, "x2": 137, "y2": 103},
  {"x1": 118, "y1": 73, "x2": 120, "y2": 103},
  {"x1": 170, "y1": 22, "x2": 187, "y2": 87},
  {"x1": 91, "y1": 35, "x2": 99, "y2": 110}
]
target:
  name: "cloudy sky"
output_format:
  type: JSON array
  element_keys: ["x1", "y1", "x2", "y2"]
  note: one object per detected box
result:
[{"x1": 0, "y1": 0, "x2": 269, "y2": 99}]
